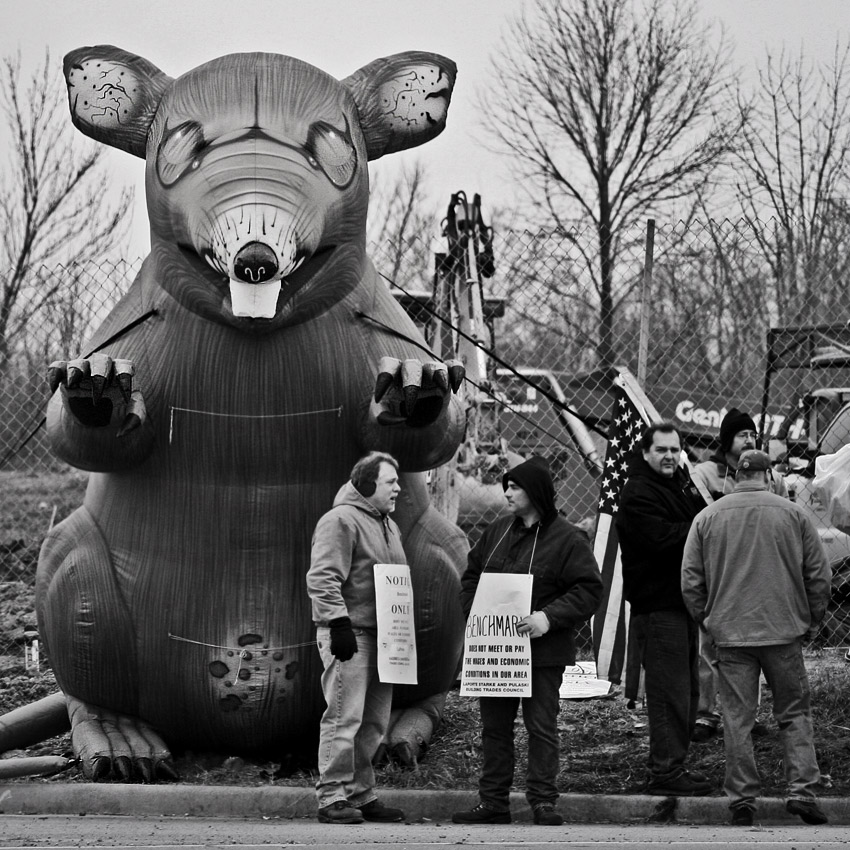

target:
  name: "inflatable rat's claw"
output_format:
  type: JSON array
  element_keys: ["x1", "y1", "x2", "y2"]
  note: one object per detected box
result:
[
  {"x1": 156, "y1": 758, "x2": 179, "y2": 781},
  {"x1": 68, "y1": 696, "x2": 175, "y2": 784},
  {"x1": 88, "y1": 756, "x2": 111, "y2": 782},
  {"x1": 114, "y1": 359, "x2": 134, "y2": 404},
  {"x1": 372, "y1": 356, "x2": 455, "y2": 428},
  {"x1": 117, "y1": 391, "x2": 147, "y2": 438},
  {"x1": 117, "y1": 414, "x2": 141, "y2": 438},
  {"x1": 137, "y1": 757, "x2": 154, "y2": 783},
  {"x1": 47, "y1": 361, "x2": 67, "y2": 394},
  {"x1": 88, "y1": 353, "x2": 113, "y2": 404},
  {"x1": 114, "y1": 755, "x2": 133, "y2": 781},
  {"x1": 66, "y1": 358, "x2": 90, "y2": 390},
  {"x1": 432, "y1": 365, "x2": 449, "y2": 394},
  {"x1": 374, "y1": 356, "x2": 401, "y2": 402},
  {"x1": 402, "y1": 359, "x2": 422, "y2": 415},
  {"x1": 446, "y1": 360, "x2": 465, "y2": 392}
]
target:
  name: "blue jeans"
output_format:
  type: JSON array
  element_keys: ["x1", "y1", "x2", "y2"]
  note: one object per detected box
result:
[
  {"x1": 633, "y1": 610, "x2": 699, "y2": 782},
  {"x1": 315, "y1": 627, "x2": 393, "y2": 808},
  {"x1": 716, "y1": 641, "x2": 821, "y2": 807},
  {"x1": 477, "y1": 665, "x2": 564, "y2": 810}
]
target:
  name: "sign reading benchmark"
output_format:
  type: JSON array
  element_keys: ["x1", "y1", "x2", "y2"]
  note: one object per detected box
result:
[{"x1": 460, "y1": 573, "x2": 532, "y2": 697}]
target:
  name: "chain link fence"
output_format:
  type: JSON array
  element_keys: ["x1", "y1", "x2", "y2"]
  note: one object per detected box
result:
[{"x1": 3, "y1": 218, "x2": 850, "y2": 684}]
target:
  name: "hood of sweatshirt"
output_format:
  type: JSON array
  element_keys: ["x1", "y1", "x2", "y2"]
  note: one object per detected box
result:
[
  {"x1": 502, "y1": 456, "x2": 558, "y2": 523},
  {"x1": 332, "y1": 480, "x2": 385, "y2": 518}
]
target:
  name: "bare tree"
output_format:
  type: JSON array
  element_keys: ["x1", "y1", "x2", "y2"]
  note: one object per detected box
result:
[
  {"x1": 367, "y1": 161, "x2": 439, "y2": 294},
  {"x1": 0, "y1": 50, "x2": 133, "y2": 367},
  {"x1": 480, "y1": 0, "x2": 743, "y2": 367},
  {"x1": 734, "y1": 43, "x2": 850, "y2": 326}
]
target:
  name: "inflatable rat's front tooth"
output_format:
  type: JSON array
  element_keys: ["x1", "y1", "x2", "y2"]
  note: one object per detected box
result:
[{"x1": 229, "y1": 279, "x2": 281, "y2": 318}]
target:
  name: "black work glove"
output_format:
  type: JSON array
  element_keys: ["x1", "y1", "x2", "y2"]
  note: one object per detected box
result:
[{"x1": 329, "y1": 616, "x2": 358, "y2": 661}]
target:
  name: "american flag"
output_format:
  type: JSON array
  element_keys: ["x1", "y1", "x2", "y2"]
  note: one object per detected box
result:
[{"x1": 592, "y1": 369, "x2": 660, "y2": 684}]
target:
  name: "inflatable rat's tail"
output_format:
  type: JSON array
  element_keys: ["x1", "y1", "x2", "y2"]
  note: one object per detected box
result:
[{"x1": 0, "y1": 692, "x2": 70, "y2": 753}]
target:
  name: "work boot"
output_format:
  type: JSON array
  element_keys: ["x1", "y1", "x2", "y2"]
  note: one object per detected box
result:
[
  {"x1": 317, "y1": 801, "x2": 364, "y2": 824},
  {"x1": 786, "y1": 799, "x2": 828, "y2": 825},
  {"x1": 532, "y1": 804, "x2": 564, "y2": 825},
  {"x1": 452, "y1": 802, "x2": 511, "y2": 824},
  {"x1": 691, "y1": 723, "x2": 718, "y2": 743},
  {"x1": 359, "y1": 799, "x2": 405, "y2": 822},
  {"x1": 730, "y1": 804, "x2": 755, "y2": 826},
  {"x1": 647, "y1": 770, "x2": 713, "y2": 796}
]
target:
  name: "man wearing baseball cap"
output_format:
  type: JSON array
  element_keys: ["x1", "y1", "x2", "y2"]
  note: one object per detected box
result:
[
  {"x1": 690, "y1": 408, "x2": 788, "y2": 743},
  {"x1": 682, "y1": 450, "x2": 831, "y2": 826}
]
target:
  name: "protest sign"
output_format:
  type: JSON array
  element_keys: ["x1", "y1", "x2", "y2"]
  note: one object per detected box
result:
[
  {"x1": 460, "y1": 572, "x2": 532, "y2": 697},
  {"x1": 559, "y1": 660, "x2": 614, "y2": 699},
  {"x1": 374, "y1": 563, "x2": 417, "y2": 684}
]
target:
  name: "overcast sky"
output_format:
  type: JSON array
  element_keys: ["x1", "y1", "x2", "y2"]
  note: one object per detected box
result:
[{"x1": 4, "y1": 0, "x2": 850, "y2": 258}]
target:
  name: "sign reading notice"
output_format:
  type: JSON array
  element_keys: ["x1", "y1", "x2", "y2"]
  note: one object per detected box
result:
[
  {"x1": 460, "y1": 573, "x2": 533, "y2": 697},
  {"x1": 374, "y1": 563, "x2": 417, "y2": 684}
]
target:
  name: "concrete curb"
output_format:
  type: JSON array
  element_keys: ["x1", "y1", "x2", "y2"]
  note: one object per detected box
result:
[{"x1": 1, "y1": 784, "x2": 849, "y2": 824}]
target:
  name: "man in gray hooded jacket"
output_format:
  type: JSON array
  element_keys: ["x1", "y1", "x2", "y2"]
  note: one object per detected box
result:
[{"x1": 306, "y1": 451, "x2": 407, "y2": 825}]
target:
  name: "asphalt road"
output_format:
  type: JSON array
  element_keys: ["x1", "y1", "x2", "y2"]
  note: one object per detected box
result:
[{"x1": 1, "y1": 816, "x2": 850, "y2": 849}]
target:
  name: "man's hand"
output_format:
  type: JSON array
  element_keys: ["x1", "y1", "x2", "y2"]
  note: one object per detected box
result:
[
  {"x1": 517, "y1": 611, "x2": 550, "y2": 639},
  {"x1": 329, "y1": 616, "x2": 358, "y2": 661}
]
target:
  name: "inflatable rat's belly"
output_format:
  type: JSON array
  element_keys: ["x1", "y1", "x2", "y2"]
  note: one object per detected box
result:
[
  {"x1": 39, "y1": 295, "x2": 464, "y2": 753},
  {"x1": 74, "y1": 444, "x2": 345, "y2": 750}
]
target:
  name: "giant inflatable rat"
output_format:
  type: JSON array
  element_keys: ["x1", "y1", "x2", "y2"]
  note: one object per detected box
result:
[{"x1": 34, "y1": 46, "x2": 468, "y2": 780}]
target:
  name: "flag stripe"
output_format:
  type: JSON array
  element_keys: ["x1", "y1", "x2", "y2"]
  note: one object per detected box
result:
[{"x1": 593, "y1": 515, "x2": 626, "y2": 680}]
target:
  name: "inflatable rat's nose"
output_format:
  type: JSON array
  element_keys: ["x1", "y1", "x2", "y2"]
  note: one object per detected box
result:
[{"x1": 233, "y1": 242, "x2": 279, "y2": 283}]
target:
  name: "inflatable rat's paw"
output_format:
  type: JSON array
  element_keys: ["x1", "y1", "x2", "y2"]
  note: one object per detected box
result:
[
  {"x1": 48, "y1": 354, "x2": 146, "y2": 437},
  {"x1": 68, "y1": 697, "x2": 177, "y2": 783},
  {"x1": 373, "y1": 356, "x2": 464, "y2": 428}
]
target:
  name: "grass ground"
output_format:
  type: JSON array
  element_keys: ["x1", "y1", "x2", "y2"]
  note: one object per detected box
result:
[{"x1": 2, "y1": 648, "x2": 849, "y2": 798}]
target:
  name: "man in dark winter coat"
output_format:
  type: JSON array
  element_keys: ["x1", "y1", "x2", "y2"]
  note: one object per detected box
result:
[
  {"x1": 617, "y1": 422, "x2": 711, "y2": 796},
  {"x1": 452, "y1": 456, "x2": 603, "y2": 826}
]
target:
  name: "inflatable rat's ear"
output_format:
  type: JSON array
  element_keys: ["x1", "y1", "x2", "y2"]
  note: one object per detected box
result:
[
  {"x1": 343, "y1": 51, "x2": 456, "y2": 162},
  {"x1": 64, "y1": 46, "x2": 173, "y2": 158}
]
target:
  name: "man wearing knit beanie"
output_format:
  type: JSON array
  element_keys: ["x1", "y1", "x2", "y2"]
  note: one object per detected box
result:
[
  {"x1": 693, "y1": 408, "x2": 789, "y2": 503},
  {"x1": 691, "y1": 408, "x2": 788, "y2": 744}
]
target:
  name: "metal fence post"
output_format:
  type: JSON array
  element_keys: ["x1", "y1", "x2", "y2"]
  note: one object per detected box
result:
[{"x1": 637, "y1": 219, "x2": 656, "y2": 387}]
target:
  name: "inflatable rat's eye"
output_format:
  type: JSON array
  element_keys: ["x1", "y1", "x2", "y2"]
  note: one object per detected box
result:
[
  {"x1": 157, "y1": 122, "x2": 206, "y2": 186},
  {"x1": 306, "y1": 122, "x2": 357, "y2": 188}
]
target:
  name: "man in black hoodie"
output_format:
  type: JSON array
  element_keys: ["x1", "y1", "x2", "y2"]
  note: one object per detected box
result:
[
  {"x1": 452, "y1": 457, "x2": 603, "y2": 826},
  {"x1": 617, "y1": 422, "x2": 711, "y2": 796}
]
